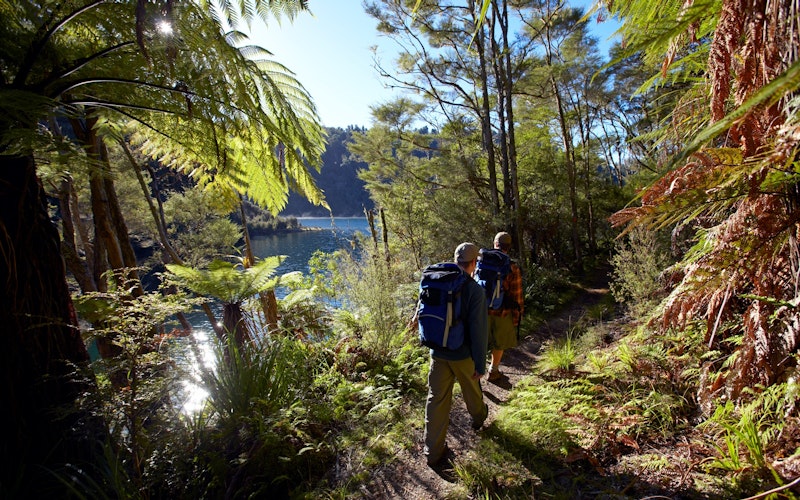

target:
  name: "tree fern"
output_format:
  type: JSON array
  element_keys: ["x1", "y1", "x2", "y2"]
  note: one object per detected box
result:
[
  {"x1": 608, "y1": 0, "x2": 800, "y2": 402},
  {"x1": 166, "y1": 258, "x2": 292, "y2": 305}
]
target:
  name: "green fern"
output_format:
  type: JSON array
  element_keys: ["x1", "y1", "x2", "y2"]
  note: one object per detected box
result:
[{"x1": 166, "y1": 258, "x2": 291, "y2": 305}]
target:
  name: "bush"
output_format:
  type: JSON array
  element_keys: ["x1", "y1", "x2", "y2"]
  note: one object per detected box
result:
[
  {"x1": 523, "y1": 264, "x2": 576, "y2": 320},
  {"x1": 610, "y1": 226, "x2": 671, "y2": 316},
  {"x1": 332, "y1": 246, "x2": 417, "y2": 365}
]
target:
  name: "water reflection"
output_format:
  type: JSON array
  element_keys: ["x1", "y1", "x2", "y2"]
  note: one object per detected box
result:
[{"x1": 176, "y1": 326, "x2": 216, "y2": 415}]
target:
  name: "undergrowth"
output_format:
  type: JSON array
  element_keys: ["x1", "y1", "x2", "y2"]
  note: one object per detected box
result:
[
  {"x1": 460, "y1": 308, "x2": 798, "y2": 500},
  {"x1": 67, "y1": 250, "x2": 799, "y2": 500}
]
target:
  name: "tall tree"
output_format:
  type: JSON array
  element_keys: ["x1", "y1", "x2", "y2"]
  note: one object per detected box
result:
[
  {"x1": 352, "y1": 99, "x2": 498, "y2": 265},
  {"x1": 366, "y1": 0, "x2": 530, "y2": 230},
  {"x1": 514, "y1": 1, "x2": 620, "y2": 266},
  {"x1": 523, "y1": 2, "x2": 583, "y2": 262}
]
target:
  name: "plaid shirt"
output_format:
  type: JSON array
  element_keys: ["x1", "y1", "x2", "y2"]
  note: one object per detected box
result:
[{"x1": 488, "y1": 262, "x2": 524, "y2": 326}]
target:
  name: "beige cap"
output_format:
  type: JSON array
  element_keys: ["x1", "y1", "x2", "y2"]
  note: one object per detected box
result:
[{"x1": 454, "y1": 242, "x2": 479, "y2": 263}]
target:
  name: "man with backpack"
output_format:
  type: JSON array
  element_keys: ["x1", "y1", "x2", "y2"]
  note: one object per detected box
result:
[
  {"x1": 484, "y1": 232, "x2": 524, "y2": 381},
  {"x1": 420, "y1": 242, "x2": 489, "y2": 467}
]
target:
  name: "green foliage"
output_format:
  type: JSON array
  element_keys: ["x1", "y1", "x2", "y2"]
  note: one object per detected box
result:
[
  {"x1": 350, "y1": 102, "x2": 497, "y2": 268},
  {"x1": 166, "y1": 258, "x2": 287, "y2": 306},
  {"x1": 297, "y1": 334, "x2": 428, "y2": 498},
  {"x1": 330, "y1": 246, "x2": 417, "y2": 364},
  {"x1": 162, "y1": 189, "x2": 242, "y2": 267},
  {"x1": 277, "y1": 287, "x2": 334, "y2": 340},
  {"x1": 615, "y1": 340, "x2": 638, "y2": 373},
  {"x1": 585, "y1": 350, "x2": 612, "y2": 374},
  {"x1": 702, "y1": 384, "x2": 791, "y2": 483},
  {"x1": 452, "y1": 442, "x2": 539, "y2": 498},
  {"x1": 539, "y1": 331, "x2": 578, "y2": 374},
  {"x1": 610, "y1": 225, "x2": 671, "y2": 316},
  {"x1": 490, "y1": 314, "x2": 700, "y2": 491},
  {"x1": 1, "y1": 0, "x2": 326, "y2": 214},
  {"x1": 523, "y1": 264, "x2": 576, "y2": 321},
  {"x1": 203, "y1": 335, "x2": 309, "y2": 421},
  {"x1": 73, "y1": 274, "x2": 204, "y2": 494},
  {"x1": 182, "y1": 336, "x2": 334, "y2": 498},
  {"x1": 301, "y1": 249, "x2": 348, "y2": 304},
  {"x1": 495, "y1": 378, "x2": 593, "y2": 456},
  {"x1": 54, "y1": 441, "x2": 141, "y2": 500}
]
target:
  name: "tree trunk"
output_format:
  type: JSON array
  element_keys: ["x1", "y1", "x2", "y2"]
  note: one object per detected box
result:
[
  {"x1": 573, "y1": 95, "x2": 597, "y2": 256},
  {"x1": 0, "y1": 153, "x2": 104, "y2": 497},
  {"x1": 497, "y1": 0, "x2": 524, "y2": 263},
  {"x1": 104, "y1": 171, "x2": 143, "y2": 291},
  {"x1": 239, "y1": 197, "x2": 278, "y2": 336},
  {"x1": 58, "y1": 176, "x2": 97, "y2": 293},
  {"x1": 222, "y1": 303, "x2": 249, "y2": 346},
  {"x1": 550, "y1": 76, "x2": 581, "y2": 264},
  {"x1": 380, "y1": 207, "x2": 390, "y2": 265},
  {"x1": 472, "y1": 0, "x2": 500, "y2": 216},
  {"x1": 491, "y1": 36, "x2": 512, "y2": 209}
]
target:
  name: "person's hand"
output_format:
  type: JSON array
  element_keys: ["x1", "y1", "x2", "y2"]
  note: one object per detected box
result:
[{"x1": 472, "y1": 370, "x2": 481, "y2": 380}]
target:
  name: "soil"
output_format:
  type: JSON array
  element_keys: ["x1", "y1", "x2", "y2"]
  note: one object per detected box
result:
[{"x1": 360, "y1": 269, "x2": 621, "y2": 499}]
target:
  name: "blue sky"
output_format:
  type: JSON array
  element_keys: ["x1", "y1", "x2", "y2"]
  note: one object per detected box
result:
[{"x1": 251, "y1": 2, "x2": 621, "y2": 129}]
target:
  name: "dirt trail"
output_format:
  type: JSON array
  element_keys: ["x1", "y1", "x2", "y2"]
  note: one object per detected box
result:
[{"x1": 363, "y1": 271, "x2": 611, "y2": 499}]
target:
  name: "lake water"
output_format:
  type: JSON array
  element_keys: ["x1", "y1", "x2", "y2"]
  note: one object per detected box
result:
[
  {"x1": 256, "y1": 217, "x2": 373, "y2": 276},
  {"x1": 179, "y1": 217, "x2": 374, "y2": 413},
  {"x1": 189, "y1": 216, "x2": 372, "y2": 323}
]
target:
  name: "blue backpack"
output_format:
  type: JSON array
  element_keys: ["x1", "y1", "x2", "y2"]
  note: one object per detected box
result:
[
  {"x1": 475, "y1": 248, "x2": 512, "y2": 310},
  {"x1": 417, "y1": 262, "x2": 468, "y2": 350}
]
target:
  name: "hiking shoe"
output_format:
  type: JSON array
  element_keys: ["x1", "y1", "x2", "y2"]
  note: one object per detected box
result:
[
  {"x1": 426, "y1": 445, "x2": 452, "y2": 467},
  {"x1": 487, "y1": 370, "x2": 502, "y2": 381},
  {"x1": 472, "y1": 403, "x2": 489, "y2": 430}
]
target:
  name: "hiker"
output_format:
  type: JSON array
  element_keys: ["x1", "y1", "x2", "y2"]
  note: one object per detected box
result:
[
  {"x1": 486, "y1": 231, "x2": 524, "y2": 381},
  {"x1": 422, "y1": 242, "x2": 489, "y2": 467}
]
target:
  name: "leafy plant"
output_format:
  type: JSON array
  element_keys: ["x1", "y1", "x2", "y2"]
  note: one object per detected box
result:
[
  {"x1": 616, "y1": 341, "x2": 638, "y2": 372},
  {"x1": 74, "y1": 272, "x2": 203, "y2": 493},
  {"x1": 586, "y1": 351, "x2": 612, "y2": 373},
  {"x1": 609, "y1": 225, "x2": 670, "y2": 317},
  {"x1": 523, "y1": 264, "x2": 576, "y2": 319},
  {"x1": 539, "y1": 331, "x2": 578, "y2": 374},
  {"x1": 166, "y1": 258, "x2": 300, "y2": 344},
  {"x1": 331, "y1": 246, "x2": 415, "y2": 365},
  {"x1": 608, "y1": 0, "x2": 800, "y2": 403},
  {"x1": 451, "y1": 444, "x2": 537, "y2": 498},
  {"x1": 191, "y1": 335, "x2": 330, "y2": 498},
  {"x1": 703, "y1": 385, "x2": 789, "y2": 481},
  {"x1": 203, "y1": 335, "x2": 298, "y2": 419},
  {"x1": 496, "y1": 378, "x2": 595, "y2": 456}
]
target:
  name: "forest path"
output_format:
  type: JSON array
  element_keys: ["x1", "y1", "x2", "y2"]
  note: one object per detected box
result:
[{"x1": 362, "y1": 268, "x2": 612, "y2": 499}]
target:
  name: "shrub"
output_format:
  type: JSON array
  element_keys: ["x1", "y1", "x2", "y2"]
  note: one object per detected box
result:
[
  {"x1": 610, "y1": 226, "x2": 671, "y2": 316},
  {"x1": 524, "y1": 264, "x2": 576, "y2": 320},
  {"x1": 331, "y1": 246, "x2": 417, "y2": 365}
]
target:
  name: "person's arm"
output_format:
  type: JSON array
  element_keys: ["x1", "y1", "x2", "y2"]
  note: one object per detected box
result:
[{"x1": 466, "y1": 282, "x2": 488, "y2": 375}]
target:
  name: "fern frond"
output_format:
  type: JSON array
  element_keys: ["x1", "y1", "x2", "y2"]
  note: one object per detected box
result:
[{"x1": 166, "y1": 257, "x2": 284, "y2": 304}]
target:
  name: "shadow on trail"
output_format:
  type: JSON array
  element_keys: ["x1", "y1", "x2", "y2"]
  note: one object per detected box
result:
[{"x1": 485, "y1": 423, "x2": 721, "y2": 499}]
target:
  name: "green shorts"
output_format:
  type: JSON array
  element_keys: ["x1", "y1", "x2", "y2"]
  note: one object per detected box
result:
[{"x1": 488, "y1": 314, "x2": 517, "y2": 351}]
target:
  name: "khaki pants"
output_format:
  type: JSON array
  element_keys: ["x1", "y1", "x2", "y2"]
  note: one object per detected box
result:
[{"x1": 423, "y1": 355, "x2": 486, "y2": 464}]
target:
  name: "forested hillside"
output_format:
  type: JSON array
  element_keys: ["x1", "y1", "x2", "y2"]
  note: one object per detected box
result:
[{"x1": 283, "y1": 126, "x2": 374, "y2": 216}]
